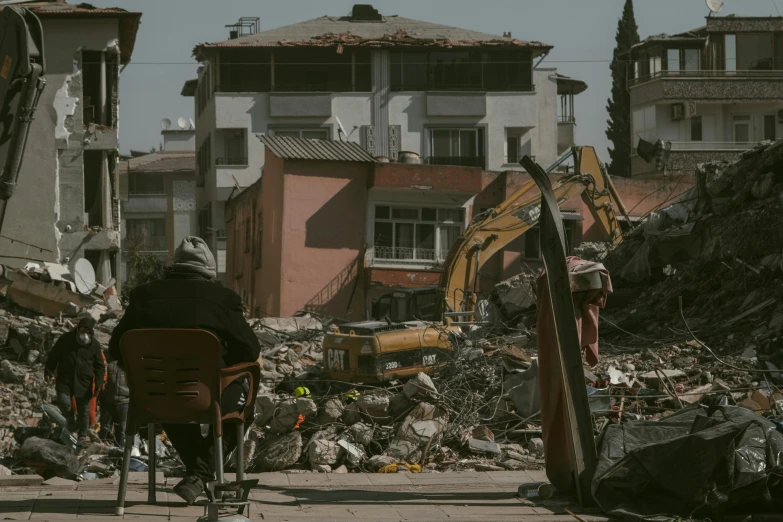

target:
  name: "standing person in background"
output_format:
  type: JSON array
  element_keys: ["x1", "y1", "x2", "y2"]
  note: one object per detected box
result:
[
  {"x1": 99, "y1": 350, "x2": 129, "y2": 446},
  {"x1": 44, "y1": 316, "x2": 106, "y2": 444}
]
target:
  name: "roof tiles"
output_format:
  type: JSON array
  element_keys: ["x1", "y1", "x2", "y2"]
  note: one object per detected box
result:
[{"x1": 259, "y1": 135, "x2": 376, "y2": 163}]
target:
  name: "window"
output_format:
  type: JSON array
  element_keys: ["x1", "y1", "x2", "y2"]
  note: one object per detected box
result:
[
  {"x1": 129, "y1": 173, "x2": 165, "y2": 195},
  {"x1": 667, "y1": 49, "x2": 681, "y2": 72},
  {"x1": 217, "y1": 129, "x2": 247, "y2": 166},
  {"x1": 764, "y1": 114, "x2": 777, "y2": 141},
  {"x1": 725, "y1": 34, "x2": 737, "y2": 72},
  {"x1": 507, "y1": 135, "x2": 520, "y2": 164},
  {"x1": 390, "y1": 50, "x2": 532, "y2": 92},
  {"x1": 219, "y1": 49, "x2": 271, "y2": 92},
  {"x1": 649, "y1": 53, "x2": 661, "y2": 76},
  {"x1": 737, "y1": 33, "x2": 774, "y2": 71},
  {"x1": 683, "y1": 49, "x2": 700, "y2": 71},
  {"x1": 429, "y1": 128, "x2": 485, "y2": 167},
  {"x1": 126, "y1": 218, "x2": 166, "y2": 250},
  {"x1": 690, "y1": 116, "x2": 703, "y2": 141},
  {"x1": 244, "y1": 217, "x2": 250, "y2": 253},
  {"x1": 733, "y1": 115, "x2": 751, "y2": 142},
  {"x1": 274, "y1": 48, "x2": 352, "y2": 92},
  {"x1": 373, "y1": 205, "x2": 465, "y2": 262},
  {"x1": 254, "y1": 213, "x2": 263, "y2": 268},
  {"x1": 272, "y1": 128, "x2": 329, "y2": 140},
  {"x1": 632, "y1": 106, "x2": 657, "y2": 144}
]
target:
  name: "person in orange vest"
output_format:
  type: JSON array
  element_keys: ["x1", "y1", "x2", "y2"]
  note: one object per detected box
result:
[{"x1": 44, "y1": 317, "x2": 106, "y2": 443}]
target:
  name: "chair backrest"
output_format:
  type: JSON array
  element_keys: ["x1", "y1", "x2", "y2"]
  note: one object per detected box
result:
[{"x1": 120, "y1": 329, "x2": 223, "y2": 427}]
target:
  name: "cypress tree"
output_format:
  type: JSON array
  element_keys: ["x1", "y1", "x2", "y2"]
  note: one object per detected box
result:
[{"x1": 606, "y1": 0, "x2": 640, "y2": 178}]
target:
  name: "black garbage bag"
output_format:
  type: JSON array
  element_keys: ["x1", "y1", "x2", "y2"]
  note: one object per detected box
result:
[
  {"x1": 18, "y1": 437, "x2": 80, "y2": 479},
  {"x1": 592, "y1": 405, "x2": 783, "y2": 520}
]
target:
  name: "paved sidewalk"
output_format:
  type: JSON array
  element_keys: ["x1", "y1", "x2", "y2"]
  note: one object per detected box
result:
[{"x1": 0, "y1": 470, "x2": 614, "y2": 521}]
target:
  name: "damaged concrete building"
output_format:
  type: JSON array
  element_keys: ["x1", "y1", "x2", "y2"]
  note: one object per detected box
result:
[
  {"x1": 0, "y1": 2, "x2": 141, "y2": 290},
  {"x1": 224, "y1": 135, "x2": 688, "y2": 320},
  {"x1": 118, "y1": 127, "x2": 198, "y2": 283},
  {"x1": 183, "y1": 4, "x2": 587, "y2": 283},
  {"x1": 629, "y1": 15, "x2": 783, "y2": 177}
]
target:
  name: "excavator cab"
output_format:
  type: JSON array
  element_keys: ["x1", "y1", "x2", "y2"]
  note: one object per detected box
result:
[{"x1": 371, "y1": 286, "x2": 442, "y2": 322}]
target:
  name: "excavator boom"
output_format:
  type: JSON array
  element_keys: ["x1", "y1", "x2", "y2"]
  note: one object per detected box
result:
[{"x1": 440, "y1": 146, "x2": 623, "y2": 319}]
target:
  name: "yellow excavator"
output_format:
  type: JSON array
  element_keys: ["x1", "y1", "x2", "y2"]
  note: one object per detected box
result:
[{"x1": 322, "y1": 146, "x2": 629, "y2": 383}]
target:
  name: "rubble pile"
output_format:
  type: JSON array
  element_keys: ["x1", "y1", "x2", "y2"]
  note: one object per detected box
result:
[{"x1": 244, "y1": 339, "x2": 545, "y2": 474}]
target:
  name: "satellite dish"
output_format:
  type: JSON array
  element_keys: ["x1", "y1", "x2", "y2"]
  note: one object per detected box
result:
[
  {"x1": 73, "y1": 258, "x2": 96, "y2": 295},
  {"x1": 161, "y1": 118, "x2": 171, "y2": 130},
  {"x1": 188, "y1": 118, "x2": 195, "y2": 129},
  {"x1": 706, "y1": 0, "x2": 723, "y2": 13},
  {"x1": 177, "y1": 117, "x2": 187, "y2": 129},
  {"x1": 335, "y1": 115, "x2": 347, "y2": 141}
]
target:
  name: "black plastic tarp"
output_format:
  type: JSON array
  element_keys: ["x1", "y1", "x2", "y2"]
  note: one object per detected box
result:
[{"x1": 592, "y1": 406, "x2": 783, "y2": 520}]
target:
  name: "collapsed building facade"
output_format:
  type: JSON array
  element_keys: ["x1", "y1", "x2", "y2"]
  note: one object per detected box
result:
[
  {"x1": 0, "y1": 1, "x2": 141, "y2": 290},
  {"x1": 184, "y1": 4, "x2": 588, "y2": 283}
]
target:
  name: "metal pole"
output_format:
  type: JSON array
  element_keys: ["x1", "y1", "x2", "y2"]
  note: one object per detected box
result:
[
  {"x1": 214, "y1": 431, "x2": 225, "y2": 484},
  {"x1": 235, "y1": 423, "x2": 244, "y2": 482},
  {"x1": 114, "y1": 431, "x2": 134, "y2": 515},
  {"x1": 147, "y1": 423, "x2": 156, "y2": 504}
]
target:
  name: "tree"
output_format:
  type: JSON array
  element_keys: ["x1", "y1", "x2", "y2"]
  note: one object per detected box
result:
[
  {"x1": 122, "y1": 232, "x2": 166, "y2": 296},
  {"x1": 606, "y1": 0, "x2": 640, "y2": 178}
]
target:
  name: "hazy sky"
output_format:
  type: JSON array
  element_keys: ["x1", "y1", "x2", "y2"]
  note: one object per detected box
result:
[{"x1": 89, "y1": 0, "x2": 783, "y2": 160}]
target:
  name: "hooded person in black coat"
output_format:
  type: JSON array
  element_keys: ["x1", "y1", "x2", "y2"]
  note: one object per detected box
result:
[
  {"x1": 45, "y1": 316, "x2": 106, "y2": 440},
  {"x1": 108, "y1": 236, "x2": 261, "y2": 505}
]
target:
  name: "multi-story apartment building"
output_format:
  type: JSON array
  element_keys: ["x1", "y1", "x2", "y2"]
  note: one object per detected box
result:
[
  {"x1": 0, "y1": 1, "x2": 141, "y2": 288},
  {"x1": 118, "y1": 127, "x2": 197, "y2": 288},
  {"x1": 629, "y1": 15, "x2": 783, "y2": 177},
  {"x1": 183, "y1": 5, "x2": 586, "y2": 282}
]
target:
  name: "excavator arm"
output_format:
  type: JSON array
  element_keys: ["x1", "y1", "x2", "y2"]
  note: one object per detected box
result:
[
  {"x1": 439, "y1": 146, "x2": 626, "y2": 320},
  {"x1": 0, "y1": 6, "x2": 46, "y2": 235}
]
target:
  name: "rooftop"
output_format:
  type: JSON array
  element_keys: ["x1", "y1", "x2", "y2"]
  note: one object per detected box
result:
[
  {"x1": 259, "y1": 135, "x2": 377, "y2": 163},
  {"x1": 194, "y1": 4, "x2": 550, "y2": 57},
  {"x1": 118, "y1": 151, "x2": 195, "y2": 174}
]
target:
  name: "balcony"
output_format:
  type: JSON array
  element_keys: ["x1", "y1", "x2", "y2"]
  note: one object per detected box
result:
[
  {"x1": 426, "y1": 156, "x2": 486, "y2": 168},
  {"x1": 366, "y1": 246, "x2": 444, "y2": 268},
  {"x1": 630, "y1": 69, "x2": 783, "y2": 104},
  {"x1": 215, "y1": 157, "x2": 248, "y2": 166},
  {"x1": 669, "y1": 141, "x2": 757, "y2": 151}
]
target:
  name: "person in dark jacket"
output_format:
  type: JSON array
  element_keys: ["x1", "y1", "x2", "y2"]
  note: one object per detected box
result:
[
  {"x1": 98, "y1": 352, "x2": 129, "y2": 446},
  {"x1": 45, "y1": 316, "x2": 106, "y2": 441},
  {"x1": 109, "y1": 236, "x2": 261, "y2": 505}
]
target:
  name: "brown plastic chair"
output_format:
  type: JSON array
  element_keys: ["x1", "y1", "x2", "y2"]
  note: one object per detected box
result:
[{"x1": 114, "y1": 329, "x2": 260, "y2": 516}]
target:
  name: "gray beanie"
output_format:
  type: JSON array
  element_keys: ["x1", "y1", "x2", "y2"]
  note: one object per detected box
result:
[{"x1": 172, "y1": 236, "x2": 217, "y2": 280}]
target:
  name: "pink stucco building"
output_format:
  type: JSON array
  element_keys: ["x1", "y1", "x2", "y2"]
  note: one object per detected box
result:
[{"x1": 225, "y1": 136, "x2": 693, "y2": 320}]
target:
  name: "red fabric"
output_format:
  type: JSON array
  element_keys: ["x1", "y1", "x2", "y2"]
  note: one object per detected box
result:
[{"x1": 536, "y1": 257, "x2": 612, "y2": 493}]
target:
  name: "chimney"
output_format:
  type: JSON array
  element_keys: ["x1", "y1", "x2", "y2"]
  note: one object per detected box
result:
[{"x1": 350, "y1": 4, "x2": 383, "y2": 21}]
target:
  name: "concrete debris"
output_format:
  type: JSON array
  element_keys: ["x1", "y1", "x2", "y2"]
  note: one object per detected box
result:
[
  {"x1": 402, "y1": 372, "x2": 437, "y2": 399},
  {"x1": 258, "y1": 431, "x2": 302, "y2": 472},
  {"x1": 308, "y1": 439, "x2": 339, "y2": 467}
]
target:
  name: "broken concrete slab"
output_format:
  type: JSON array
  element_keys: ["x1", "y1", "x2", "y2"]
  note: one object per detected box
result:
[
  {"x1": 384, "y1": 438, "x2": 421, "y2": 462},
  {"x1": 467, "y1": 438, "x2": 501, "y2": 455},
  {"x1": 348, "y1": 422, "x2": 373, "y2": 446},
  {"x1": 398, "y1": 402, "x2": 448, "y2": 444},
  {"x1": 259, "y1": 431, "x2": 302, "y2": 472},
  {"x1": 42, "y1": 476, "x2": 78, "y2": 486},
  {"x1": 269, "y1": 398, "x2": 317, "y2": 434},
  {"x1": 367, "y1": 454, "x2": 397, "y2": 471},
  {"x1": 403, "y1": 372, "x2": 437, "y2": 399},
  {"x1": 316, "y1": 398, "x2": 344, "y2": 425},
  {"x1": 308, "y1": 439, "x2": 340, "y2": 467},
  {"x1": 0, "y1": 473, "x2": 43, "y2": 486}
]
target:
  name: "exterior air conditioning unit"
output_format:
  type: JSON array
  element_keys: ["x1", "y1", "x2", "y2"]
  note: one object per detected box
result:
[
  {"x1": 777, "y1": 109, "x2": 783, "y2": 123},
  {"x1": 671, "y1": 103, "x2": 685, "y2": 121}
]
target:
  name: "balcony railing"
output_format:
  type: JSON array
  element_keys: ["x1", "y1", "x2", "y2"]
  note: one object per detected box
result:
[
  {"x1": 669, "y1": 141, "x2": 758, "y2": 151},
  {"x1": 215, "y1": 157, "x2": 248, "y2": 166},
  {"x1": 630, "y1": 69, "x2": 783, "y2": 86},
  {"x1": 426, "y1": 156, "x2": 486, "y2": 168},
  {"x1": 367, "y1": 246, "x2": 442, "y2": 266},
  {"x1": 558, "y1": 115, "x2": 576, "y2": 123}
]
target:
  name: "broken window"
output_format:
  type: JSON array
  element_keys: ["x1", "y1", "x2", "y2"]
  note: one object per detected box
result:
[
  {"x1": 274, "y1": 48, "x2": 353, "y2": 92},
  {"x1": 81, "y1": 50, "x2": 116, "y2": 127},
  {"x1": 373, "y1": 205, "x2": 465, "y2": 262},
  {"x1": 216, "y1": 129, "x2": 247, "y2": 166},
  {"x1": 126, "y1": 218, "x2": 166, "y2": 251},
  {"x1": 525, "y1": 221, "x2": 575, "y2": 259},
  {"x1": 129, "y1": 173, "x2": 165, "y2": 195},
  {"x1": 83, "y1": 151, "x2": 103, "y2": 227},
  {"x1": 429, "y1": 128, "x2": 485, "y2": 167},
  {"x1": 219, "y1": 49, "x2": 271, "y2": 92},
  {"x1": 391, "y1": 50, "x2": 532, "y2": 91}
]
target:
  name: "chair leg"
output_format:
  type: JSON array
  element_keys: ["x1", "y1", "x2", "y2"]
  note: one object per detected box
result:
[
  {"x1": 147, "y1": 423, "x2": 156, "y2": 504},
  {"x1": 114, "y1": 432, "x2": 134, "y2": 516},
  {"x1": 235, "y1": 423, "x2": 244, "y2": 483},
  {"x1": 214, "y1": 428, "x2": 224, "y2": 485}
]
